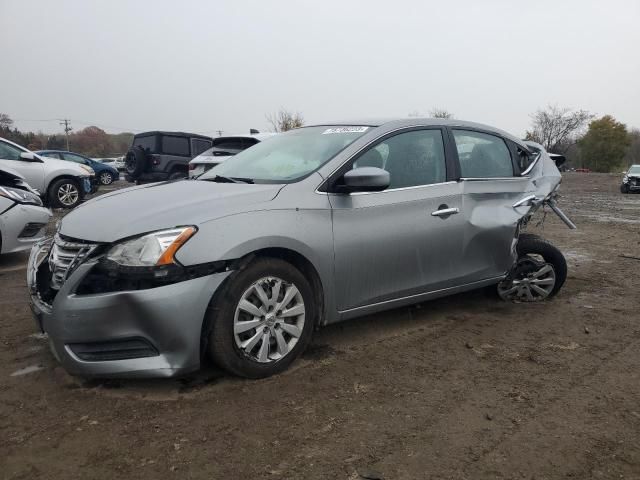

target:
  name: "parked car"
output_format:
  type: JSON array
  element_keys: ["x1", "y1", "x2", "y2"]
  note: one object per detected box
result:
[
  {"x1": 188, "y1": 133, "x2": 276, "y2": 178},
  {"x1": 575, "y1": 168, "x2": 591, "y2": 173},
  {"x1": 0, "y1": 138, "x2": 94, "y2": 209},
  {"x1": 98, "y1": 157, "x2": 125, "y2": 172},
  {"x1": 0, "y1": 166, "x2": 52, "y2": 255},
  {"x1": 28, "y1": 118, "x2": 575, "y2": 380},
  {"x1": 36, "y1": 150, "x2": 120, "y2": 186},
  {"x1": 621, "y1": 164, "x2": 640, "y2": 193},
  {"x1": 124, "y1": 131, "x2": 214, "y2": 183}
]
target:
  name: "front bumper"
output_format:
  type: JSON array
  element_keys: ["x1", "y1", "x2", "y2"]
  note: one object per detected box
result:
[{"x1": 27, "y1": 242, "x2": 231, "y2": 378}]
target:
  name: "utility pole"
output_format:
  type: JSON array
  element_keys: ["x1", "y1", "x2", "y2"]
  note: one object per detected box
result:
[{"x1": 59, "y1": 119, "x2": 72, "y2": 150}]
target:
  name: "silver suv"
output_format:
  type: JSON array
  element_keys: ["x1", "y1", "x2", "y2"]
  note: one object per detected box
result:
[
  {"x1": 0, "y1": 137, "x2": 94, "y2": 208},
  {"x1": 28, "y1": 119, "x2": 573, "y2": 379}
]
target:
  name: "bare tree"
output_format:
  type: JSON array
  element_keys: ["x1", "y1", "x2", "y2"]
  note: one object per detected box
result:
[
  {"x1": 266, "y1": 109, "x2": 305, "y2": 132},
  {"x1": 525, "y1": 105, "x2": 593, "y2": 153},
  {"x1": 429, "y1": 108, "x2": 454, "y2": 119},
  {"x1": 0, "y1": 113, "x2": 14, "y2": 129}
]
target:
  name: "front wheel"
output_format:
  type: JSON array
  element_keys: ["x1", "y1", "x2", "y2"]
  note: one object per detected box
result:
[
  {"x1": 206, "y1": 258, "x2": 315, "y2": 378},
  {"x1": 48, "y1": 178, "x2": 82, "y2": 209},
  {"x1": 497, "y1": 233, "x2": 567, "y2": 302},
  {"x1": 620, "y1": 184, "x2": 629, "y2": 194}
]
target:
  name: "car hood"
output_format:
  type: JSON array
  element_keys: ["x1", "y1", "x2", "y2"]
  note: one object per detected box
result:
[
  {"x1": 59, "y1": 180, "x2": 284, "y2": 242},
  {"x1": 0, "y1": 165, "x2": 27, "y2": 182}
]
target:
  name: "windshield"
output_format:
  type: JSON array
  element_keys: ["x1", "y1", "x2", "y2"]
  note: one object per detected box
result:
[
  {"x1": 199, "y1": 126, "x2": 370, "y2": 183},
  {"x1": 628, "y1": 165, "x2": 640, "y2": 175}
]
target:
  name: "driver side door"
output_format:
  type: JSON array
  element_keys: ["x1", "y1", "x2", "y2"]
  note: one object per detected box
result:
[{"x1": 329, "y1": 128, "x2": 466, "y2": 312}]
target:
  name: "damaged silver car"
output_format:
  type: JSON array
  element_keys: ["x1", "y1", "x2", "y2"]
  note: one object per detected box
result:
[{"x1": 27, "y1": 119, "x2": 575, "y2": 379}]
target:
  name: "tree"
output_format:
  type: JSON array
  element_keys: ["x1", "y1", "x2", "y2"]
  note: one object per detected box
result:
[
  {"x1": 266, "y1": 109, "x2": 304, "y2": 132},
  {"x1": 0, "y1": 113, "x2": 13, "y2": 129},
  {"x1": 623, "y1": 128, "x2": 640, "y2": 168},
  {"x1": 579, "y1": 115, "x2": 631, "y2": 172},
  {"x1": 429, "y1": 108, "x2": 454, "y2": 119},
  {"x1": 525, "y1": 105, "x2": 593, "y2": 153}
]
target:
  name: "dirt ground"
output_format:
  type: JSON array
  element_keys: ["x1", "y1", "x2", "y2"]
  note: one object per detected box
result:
[{"x1": 1, "y1": 173, "x2": 639, "y2": 480}]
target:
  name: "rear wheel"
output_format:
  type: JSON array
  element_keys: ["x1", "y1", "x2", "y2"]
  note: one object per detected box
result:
[
  {"x1": 206, "y1": 258, "x2": 315, "y2": 378},
  {"x1": 497, "y1": 233, "x2": 567, "y2": 301},
  {"x1": 48, "y1": 178, "x2": 81, "y2": 209},
  {"x1": 99, "y1": 171, "x2": 114, "y2": 185}
]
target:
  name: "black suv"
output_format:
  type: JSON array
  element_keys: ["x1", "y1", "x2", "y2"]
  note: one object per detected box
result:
[{"x1": 124, "y1": 131, "x2": 213, "y2": 183}]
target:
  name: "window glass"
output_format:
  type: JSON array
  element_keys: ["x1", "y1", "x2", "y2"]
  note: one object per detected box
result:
[
  {"x1": 452, "y1": 130, "x2": 513, "y2": 178},
  {"x1": 211, "y1": 138, "x2": 247, "y2": 152},
  {"x1": 161, "y1": 136, "x2": 190, "y2": 156},
  {"x1": 133, "y1": 135, "x2": 157, "y2": 153},
  {"x1": 0, "y1": 141, "x2": 23, "y2": 160},
  {"x1": 192, "y1": 138, "x2": 212, "y2": 156},
  {"x1": 63, "y1": 153, "x2": 88, "y2": 164},
  {"x1": 201, "y1": 126, "x2": 368, "y2": 183},
  {"x1": 41, "y1": 152, "x2": 62, "y2": 159},
  {"x1": 354, "y1": 129, "x2": 446, "y2": 189}
]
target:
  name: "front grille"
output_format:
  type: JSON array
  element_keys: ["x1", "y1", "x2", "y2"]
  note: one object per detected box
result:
[{"x1": 48, "y1": 234, "x2": 99, "y2": 289}]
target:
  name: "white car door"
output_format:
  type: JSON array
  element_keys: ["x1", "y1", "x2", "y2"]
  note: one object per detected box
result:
[{"x1": 0, "y1": 140, "x2": 45, "y2": 192}]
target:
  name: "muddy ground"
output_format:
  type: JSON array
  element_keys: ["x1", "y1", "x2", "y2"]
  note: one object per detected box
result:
[{"x1": 1, "y1": 173, "x2": 639, "y2": 480}]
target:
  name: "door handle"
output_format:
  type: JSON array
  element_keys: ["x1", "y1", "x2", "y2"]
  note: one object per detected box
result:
[{"x1": 431, "y1": 207, "x2": 460, "y2": 217}]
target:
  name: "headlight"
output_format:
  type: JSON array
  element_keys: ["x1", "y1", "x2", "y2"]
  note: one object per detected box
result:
[
  {"x1": 106, "y1": 227, "x2": 196, "y2": 267},
  {"x1": 0, "y1": 186, "x2": 43, "y2": 206},
  {"x1": 80, "y1": 165, "x2": 94, "y2": 175},
  {"x1": 623, "y1": 175, "x2": 629, "y2": 183}
]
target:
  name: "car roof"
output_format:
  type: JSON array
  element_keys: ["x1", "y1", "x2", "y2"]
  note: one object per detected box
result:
[
  {"x1": 134, "y1": 131, "x2": 214, "y2": 141},
  {"x1": 308, "y1": 118, "x2": 529, "y2": 149}
]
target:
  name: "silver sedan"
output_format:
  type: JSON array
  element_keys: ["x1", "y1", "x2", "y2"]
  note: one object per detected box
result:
[{"x1": 28, "y1": 118, "x2": 571, "y2": 379}]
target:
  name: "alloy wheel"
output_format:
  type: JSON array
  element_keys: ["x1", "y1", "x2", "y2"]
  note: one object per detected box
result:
[
  {"x1": 497, "y1": 257, "x2": 557, "y2": 302},
  {"x1": 100, "y1": 172, "x2": 113, "y2": 185},
  {"x1": 233, "y1": 276, "x2": 305, "y2": 363},
  {"x1": 57, "y1": 183, "x2": 79, "y2": 207}
]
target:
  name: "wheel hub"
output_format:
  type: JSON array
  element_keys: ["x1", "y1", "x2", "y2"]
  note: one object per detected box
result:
[
  {"x1": 233, "y1": 276, "x2": 305, "y2": 363},
  {"x1": 498, "y1": 257, "x2": 556, "y2": 302}
]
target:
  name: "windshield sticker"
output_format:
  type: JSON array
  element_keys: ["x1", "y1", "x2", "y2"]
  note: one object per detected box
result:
[{"x1": 322, "y1": 126, "x2": 369, "y2": 135}]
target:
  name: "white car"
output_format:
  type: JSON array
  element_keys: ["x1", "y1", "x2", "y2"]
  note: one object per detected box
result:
[
  {"x1": 188, "y1": 133, "x2": 276, "y2": 178},
  {"x1": 0, "y1": 138, "x2": 94, "y2": 209},
  {"x1": 97, "y1": 157, "x2": 126, "y2": 171},
  {"x1": 0, "y1": 166, "x2": 52, "y2": 255}
]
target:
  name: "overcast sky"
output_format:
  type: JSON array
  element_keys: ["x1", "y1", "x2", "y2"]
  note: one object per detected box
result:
[{"x1": 1, "y1": 0, "x2": 639, "y2": 138}]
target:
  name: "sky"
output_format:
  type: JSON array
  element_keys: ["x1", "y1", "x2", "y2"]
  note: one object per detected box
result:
[{"x1": 1, "y1": 0, "x2": 639, "y2": 138}]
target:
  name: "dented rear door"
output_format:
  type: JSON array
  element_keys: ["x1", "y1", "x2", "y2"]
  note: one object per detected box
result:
[{"x1": 450, "y1": 128, "x2": 528, "y2": 283}]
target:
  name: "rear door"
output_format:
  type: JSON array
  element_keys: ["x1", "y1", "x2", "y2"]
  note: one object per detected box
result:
[
  {"x1": 450, "y1": 128, "x2": 529, "y2": 282},
  {"x1": 330, "y1": 127, "x2": 466, "y2": 311}
]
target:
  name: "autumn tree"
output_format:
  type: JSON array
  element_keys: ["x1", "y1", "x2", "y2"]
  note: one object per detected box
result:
[
  {"x1": 623, "y1": 128, "x2": 640, "y2": 168},
  {"x1": 525, "y1": 105, "x2": 593, "y2": 153},
  {"x1": 266, "y1": 109, "x2": 304, "y2": 132},
  {"x1": 579, "y1": 115, "x2": 631, "y2": 172}
]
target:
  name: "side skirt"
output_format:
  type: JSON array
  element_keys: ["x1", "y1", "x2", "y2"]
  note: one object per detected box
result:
[{"x1": 331, "y1": 276, "x2": 505, "y2": 324}]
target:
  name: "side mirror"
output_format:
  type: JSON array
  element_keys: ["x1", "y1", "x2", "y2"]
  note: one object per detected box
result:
[
  {"x1": 339, "y1": 167, "x2": 390, "y2": 193},
  {"x1": 20, "y1": 152, "x2": 37, "y2": 161}
]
